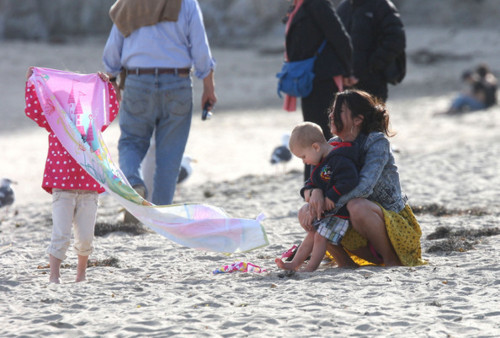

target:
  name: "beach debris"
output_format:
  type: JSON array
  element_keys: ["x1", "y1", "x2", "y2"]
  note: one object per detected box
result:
[
  {"x1": 280, "y1": 244, "x2": 298, "y2": 261},
  {"x1": 427, "y1": 226, "x2": 500, "y2": 240},
  {"x1": 213, "y1": 261, "x2": 267, "y2": 274},
  {"x1": 177, "y1": 155, "x2": 196, "y2": 184},
  {"x1": 87, "y1": 257, "x2": 119, "y2": 268},
  {"x1": 270, "y1": 133, "x2": 292, "y2": 170},
  {"x1": 409, "y1": 49, "x2": 472, "y2": 65},
  {"x1": 277, "y1": 270, "x2": 296, "y2": 279},
  {"x1": 0, "y1": 178, "x2": 16, "y2": 208},
  {"x1": 94, "y1": 222, "x2": 149, "y2": 236},
  {"x1": 426, "y1": 235, "x2": 476, "y2": 253},
  {"x1": 411, "y1": 203, "x2": 488, "y2": 217},
  {"x1": 426, "y1": 225, "x2": 500, "y2": 253},
  {"x1": 278, "y1": 243, "x2": 311, "y2": 262}
]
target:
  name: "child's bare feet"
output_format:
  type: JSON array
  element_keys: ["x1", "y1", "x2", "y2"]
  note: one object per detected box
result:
[
  {"x1": 275, "y1": 258, "x2": 298, "y2": 271},
  {"x1": 75, "y1": 273, "x2": 86, "y2": 283},
  {"x1": 48, "y1": 255, "x2": 62, "y2": 284},
  {"x1": 76, "y1": 255, "x2": 88, "y2": 282},
  {"x1": 49, "y1": 275, "x2": 61, "y2": 284}
]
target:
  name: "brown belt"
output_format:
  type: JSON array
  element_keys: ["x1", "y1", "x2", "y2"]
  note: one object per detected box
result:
[{"x1": 125, "y1": 68, "x2": 191, "y2": 76}]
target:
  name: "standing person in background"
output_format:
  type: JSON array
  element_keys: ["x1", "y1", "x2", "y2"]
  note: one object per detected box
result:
[
  {"x1": 337, "y1": 0, "x2": 406, "y2": 102},
  {"x1": 282, "y1": 0, "x2": 353, "y2": 181},
  {"x1": 103, "y1": 0, "x2": 217, "y2": 215}
]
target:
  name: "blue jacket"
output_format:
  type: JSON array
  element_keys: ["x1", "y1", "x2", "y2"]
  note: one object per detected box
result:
[
  {"x1": 286, "y1": 0, "x2": 353, "y2": 79},
  {"x1": 332, "y1": 132, "x2": 407, "y2": 213}
]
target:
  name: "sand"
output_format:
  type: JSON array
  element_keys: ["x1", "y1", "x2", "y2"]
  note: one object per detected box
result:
[{"x1": 1, "y1": 27, "x2": 500, "y2": 337}]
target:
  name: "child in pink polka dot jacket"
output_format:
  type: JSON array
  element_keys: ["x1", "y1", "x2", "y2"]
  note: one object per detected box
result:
[{"x1": 25, "y1": 67, "x2": 119, "y2": 284}]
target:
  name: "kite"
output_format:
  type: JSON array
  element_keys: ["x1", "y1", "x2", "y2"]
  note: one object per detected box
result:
[{"x1": 27, "y1": 67, "x2": 268, "y2": 253}]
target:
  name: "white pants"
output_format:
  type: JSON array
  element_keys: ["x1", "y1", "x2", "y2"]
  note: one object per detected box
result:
[{"x1": 46, "y1": 189, "x2": 98, "y2": 260}]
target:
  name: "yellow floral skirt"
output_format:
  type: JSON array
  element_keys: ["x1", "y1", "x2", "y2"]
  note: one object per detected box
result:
[{"x1": 328, "y1": 204, "x2": 425, "y2": 266}]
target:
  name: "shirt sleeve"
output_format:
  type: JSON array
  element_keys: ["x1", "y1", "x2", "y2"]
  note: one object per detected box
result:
[
  {"x1": 24, "y1": 81, "x2": 51, "y2": 133},
  {"x1": 102, "y1": 24, "x2": 125, "y2": 76},
  {"x1": 300, "y1": 177, "x2": 317, "y2": 199},
  {"x1": 187, "y1": 0, "x2": 216, "y2": 79}
]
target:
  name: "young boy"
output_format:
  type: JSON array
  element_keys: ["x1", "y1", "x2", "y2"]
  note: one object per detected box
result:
[{"x1": 275, "y1": 122, "x2": 359, "y2": 272}]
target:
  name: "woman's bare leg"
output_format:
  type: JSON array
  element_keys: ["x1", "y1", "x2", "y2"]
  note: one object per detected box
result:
[
  {"x1": 350, "y1": 246, "x2": 383, "y2": 265},
  {"x1": 347, "y1": 199, "x2": 401, "y2": 266},
  {"x1": 326, "y1": 243, "x2": 358, "y2": 268}
]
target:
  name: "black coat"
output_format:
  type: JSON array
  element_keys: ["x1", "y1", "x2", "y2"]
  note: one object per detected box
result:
[
  {"x1": 337, "y1": 0, "x2": 405, "y2": 99},
  {"x1": 285, "y1": 0, "x2": 353, "y2": 79}
]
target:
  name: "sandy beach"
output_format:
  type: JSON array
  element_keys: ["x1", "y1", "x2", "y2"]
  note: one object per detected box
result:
[{"x1": 1, "y1": 26, "x2": 500, "y2": 337}]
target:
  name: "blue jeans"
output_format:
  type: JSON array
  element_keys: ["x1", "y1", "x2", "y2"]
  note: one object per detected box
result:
[
  {"x1": 451, "y1": 94, "x2": 486, "y2": 112},
  {"x1": 118, "y1": 73, "x2": 192, "y2": 205}
]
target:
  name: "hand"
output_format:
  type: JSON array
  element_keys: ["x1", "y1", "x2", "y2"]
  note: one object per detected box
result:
[
  {"x1": 25, "y1": 66, "x2": 34, "y2": 80},
  {"x1": 308, "y1": 189, "x2": 325, "y2": 220},
  {"x1": 97, "y1": 72, "x2": 110, "y2": 82},
  {"x1": 298, "y1": 204, "x2": 314, "y2": 232},
  {"x1": 201, "y1": 70, "x2": 217, "y2": 111},
  {"x1": 343, "y1": 76, "x2": 358, "y2": 87},
  {"x1": 303, "y1": 189, "x2": 312, "y2": 202},
  {"x1": 325, "y1": 197, "x2": 335, "y2": 211},
  {"x1": 100, "y1": 72, "x2": 122, "y2": 102}
]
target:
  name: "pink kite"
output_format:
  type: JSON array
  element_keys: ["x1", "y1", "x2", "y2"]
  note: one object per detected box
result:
[{"x1": 27, "y1": 67, "x2": 268, "y2": 254}]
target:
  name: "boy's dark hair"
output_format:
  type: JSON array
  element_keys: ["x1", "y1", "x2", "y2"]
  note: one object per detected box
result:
[
  {"x1": 461, "y1": 70, "x2": 473, "y2": 81},
  {"x1": 330, "y1": 89, "x2": 393, "y2": 137}
]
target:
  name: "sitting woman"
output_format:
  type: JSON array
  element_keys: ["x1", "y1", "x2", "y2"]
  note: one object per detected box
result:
[{"x1": 299, "y1": 89, "x2": 425, "y2": 267}]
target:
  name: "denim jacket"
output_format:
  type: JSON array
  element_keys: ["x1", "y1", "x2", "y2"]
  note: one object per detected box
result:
[{"x1": 331, "y1": 132, "x2": 407, "y2": 213}]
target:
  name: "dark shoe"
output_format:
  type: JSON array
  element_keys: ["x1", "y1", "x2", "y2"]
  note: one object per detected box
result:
[{"x1": 123, "y1": 185, "x2": 146, "y2": 224}]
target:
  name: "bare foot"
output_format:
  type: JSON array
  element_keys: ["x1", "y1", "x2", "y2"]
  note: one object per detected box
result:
[
  {"x1": 49, "y1": 276, "x2": 61, "y2": 284},
  {"x1": 383, "y1": 259, "x2": 402, "y2": 267},
  {"x1": 75, "y1": 273, "x2": 86, "y2": 283},
  {"x1": 275, "y1": 258, "x2": 297, "y2": 271}
]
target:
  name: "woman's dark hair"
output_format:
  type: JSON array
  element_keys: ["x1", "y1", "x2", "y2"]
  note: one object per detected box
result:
[
  {"x1": 330, "y1": 89, "x2": 394, "y2": 137},
  {"x1": 476, "y1": 63, "x2": 490, "y2": 79}
]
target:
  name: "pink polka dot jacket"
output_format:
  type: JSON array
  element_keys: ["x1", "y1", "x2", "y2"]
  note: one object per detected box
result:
[{"x1": 24, "y1": 80, "x2": 119, "y2": 194}]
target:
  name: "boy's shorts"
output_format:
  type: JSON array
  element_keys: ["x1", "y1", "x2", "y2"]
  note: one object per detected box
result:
[{"x1": 313, "y1": 216, "x2": 349, "y2": 245}]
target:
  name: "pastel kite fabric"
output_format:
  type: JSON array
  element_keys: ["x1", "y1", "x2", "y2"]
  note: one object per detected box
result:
[
  {"x1": 212, "y1": 261, "x2": 267, "y2": 274},
  {"x1": 27, "y1": 67, "x2": 269, "y2": 253}
]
